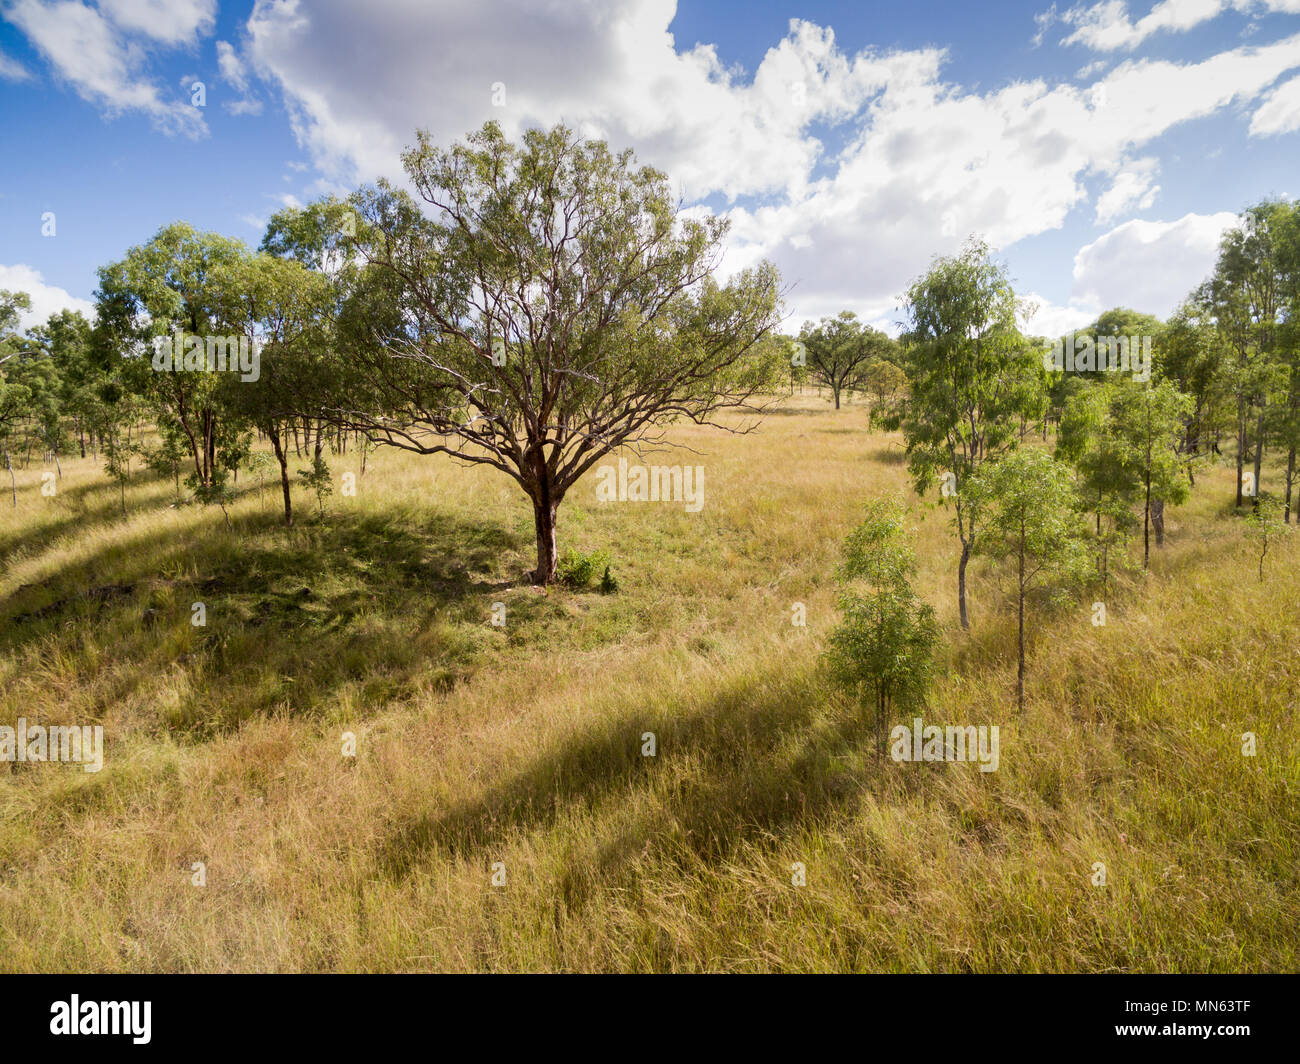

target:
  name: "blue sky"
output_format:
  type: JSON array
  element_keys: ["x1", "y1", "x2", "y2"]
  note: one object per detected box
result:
[{"x1": 2, "y1": 0, "x2": 1299, "y2": 336}]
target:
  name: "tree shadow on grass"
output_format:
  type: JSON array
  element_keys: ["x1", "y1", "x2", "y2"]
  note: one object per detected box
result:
[
  {"x1": 0, "y1": 471, "x2": 171, "y2": 563},
  {"x1": 759, "y1": 403, "x2": 850, "y2": 417},
  {"x1": 0, "y1": 503, "x2": 527, "y2": 733},
  {"x1": 869, "y1": 445, "x2": 908, "y2": 466},
  {"x1": 376, "y1": 670, "x2": 888, "y2": 905},
  {"x1": 0, "y1": 468, "x2": 273, "y2": 567}
]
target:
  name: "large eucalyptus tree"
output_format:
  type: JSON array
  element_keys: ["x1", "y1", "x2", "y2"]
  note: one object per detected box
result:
[{"x1": 341, "y1": 121, "x2": 782, "y2": 584}]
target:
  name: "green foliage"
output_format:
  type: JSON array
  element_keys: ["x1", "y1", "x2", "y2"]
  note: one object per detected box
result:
[
  {"x1": 863, "y1": 358, "x2": 907, "y2": 427},
  {"x1": 142, "y1": 422, "x2": 189, "y2": 497},
  {"x1": 348, "y1": 120, "x2": 782, "y2": 583},
  {"x1": 93, "y1": 223, "x2": 253, "y2": 491},
  {"x1": 825, "y1": 498, "x2": 939, "y2": 755},
  {"x1": 798, "y1": 311, "x2": 895, "y2": 409},
  {"x1": 1244, "y1": 493, "x2": 1291, "y2": 582},
  {"x1": 0, "y1": 290, "x2": 35, "y2": 454},
  {"x1": 882, "y1": 237, "x2": 1047, "y2": 628},
  {"x1": 558, "y1": 547, "x2": 613, "y2": 590},
  {"x1": 1056, "y1": 381, "x2": 1141, "y2": 585},
  {"x1": 968, "y1": 447, "x2": 1089, "y2": 709},
  {"x1": 1204, "y1": 200, "x2": 1299, "y2": 507},
  {"x1": 598, "y1": 565, "x2": 619, "y2": 595},
  {"x1": 296, "y1": 454, "x2": 333, "y2": 516},
  {"x1": 970, "y1": 448, "x2": 1089, "y2": 583},
  {"x1": 243, "y1": 450, "x2": 278, "y2": 509},
  {"x1": 1111, "y1": 380, "x2": 1194, "y2": 566}
]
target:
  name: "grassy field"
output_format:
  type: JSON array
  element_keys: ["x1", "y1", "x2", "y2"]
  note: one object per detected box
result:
[{"x1": 0, "y1": 393, "x2": 1296, "y2": 972}]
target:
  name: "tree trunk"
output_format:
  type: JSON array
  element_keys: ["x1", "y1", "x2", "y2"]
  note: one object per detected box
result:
[
  {"x1": 1017, "y1": 543, "x2": 1025, "y2": 713},
  {"x1": 207, "y1": 412, "x2": 217, "y2": 486},
  {"x1": 877, "y1": 688, "x2": 886, "y2": 759},
  {"x1": 957, "y1": 539, "x2": 971, "y2": 630},
  {"x1": 269, "y1": 429, "x2": 293, "y2": 528},
  {"x1": 1236, "y1": 399, "x2": 1246, "y2": 508},
  {"x1": 1252, "y1": 409, "x2": 1265, "y2": 511},
  {"x1": 1151, "y1": 497, "x2": 1165, "y2": 547},
  {"x1": 1143, "y1": 474, "x2": 1152, "y2": 568},
  {"x1": 531, "y1": 496, "x2": 559, "y2": 585},
  {"x1": 1286, "y1": 447, "x2": 1295, "y2": 524}
]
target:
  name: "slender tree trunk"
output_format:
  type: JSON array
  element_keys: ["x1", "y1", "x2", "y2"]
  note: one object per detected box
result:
[
  {"x1": 1285, "y1": 447, "x2": 1295, "y2": 524},
  {"x1": 877, "y1": 688, "x2": 885, "y2": 758},
  {"x1": 1017, "y1": 543, "x2": 1025, "y2": 714},
  {"x1": 1151, "y1": 497, "x2": 1165, "y2": 547},
  {"x1": 207, "y1": 412, "x2": 217, "y2": 486},
  {"x1": 269, "y1": 429, "x2": 293, "y2": 528},
  {"x1": 1253, "y1": 408, "x2": 1265, "y2": 511},
  {"x1": 957, "y1": 538, "x2": 971, "y2": 630},
  {"x1": 1236, "y1": 399, "x2": 1246, "y2": 508},
  {"x1": 1143, "y1": 473, "x2": 1152, "y2": 568}
]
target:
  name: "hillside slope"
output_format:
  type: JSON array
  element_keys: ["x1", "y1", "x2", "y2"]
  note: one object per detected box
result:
[{"x1": 1, "y1": 395, "x2": 1295, "y2": 971}]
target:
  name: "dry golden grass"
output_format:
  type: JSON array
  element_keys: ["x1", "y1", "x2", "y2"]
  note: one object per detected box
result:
[{"x1": 0, "y1": 392, "x2": 1295, "y2": 971}]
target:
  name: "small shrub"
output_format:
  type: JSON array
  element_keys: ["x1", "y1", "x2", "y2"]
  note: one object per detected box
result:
[
  {"x1": 558, "y1": 547, "x2": 612, "y2": 589},
  {"x1": 297, "y1": 456, "x2": 333, "y2": 516},
  {"x1": 599, "y1": 564, "x2": 619, "y2": 595}
]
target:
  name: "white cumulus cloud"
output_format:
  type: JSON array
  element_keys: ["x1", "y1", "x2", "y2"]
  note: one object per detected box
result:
[
  {"x1": 1249, "y1": 71, "x2": 1300, "y2": 133},
  {"x1": 1070, "y1": 211, "x2": 1237, "y2": 315},
  {"x1": 0, "y1": 264, "x2": 96, "y2": 331}
]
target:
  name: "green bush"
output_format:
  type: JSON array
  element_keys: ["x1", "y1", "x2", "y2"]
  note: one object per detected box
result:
[{"x1": 558, "y1": 547, "x2": 612, "y2": 590}]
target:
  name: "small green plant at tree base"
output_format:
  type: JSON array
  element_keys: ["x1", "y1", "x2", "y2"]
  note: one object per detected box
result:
[
  {"x1": 557, "y1": 547, "x2": 612, "y2": 590},
  {"x1": 1245, "y1": 493, "x2": 1291, "y2": 582},
  {"x1": 599, "y1": 565, "x2": 619, "y2": 595},
  {"x1": 824, "y1": 497, "x2": 939, "y2": 758},
  {"x1": 297, "y1": 455, "x2": 333, "y2": 516}
]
